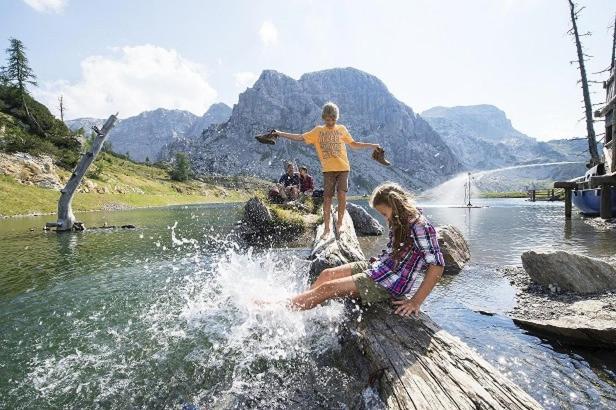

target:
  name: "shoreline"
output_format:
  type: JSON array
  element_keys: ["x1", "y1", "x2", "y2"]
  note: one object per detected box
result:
[{"x1": 0, "y1": 195, "x2": 252, "y2": 220}]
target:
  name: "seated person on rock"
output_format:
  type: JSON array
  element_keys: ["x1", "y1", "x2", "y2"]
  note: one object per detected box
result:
[
  {"x1": 288, "y1": 182, "x2": 445, "y2": 316},
  {"x1": 298, "y1": 165, "x2": 314, "y2": 197},
  {"x1": 275, "y1": 162, "x2": 300, "y2": 201}
]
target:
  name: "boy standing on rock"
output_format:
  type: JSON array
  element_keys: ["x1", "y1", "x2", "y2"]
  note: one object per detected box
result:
[{"x1": 271, "y1": 102, "x2": 382, "y2": 238}]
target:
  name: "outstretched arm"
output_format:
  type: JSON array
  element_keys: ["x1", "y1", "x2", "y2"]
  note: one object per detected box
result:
[
  {"x1": 349, "y1": 141, "x2": 380, "y2": 150},
  {"x1": 392, "y1": 265, "x2": 443, "y2": 316},
  {"x1": 275, "y1": 130, "x2": 305, "y2": 142}
]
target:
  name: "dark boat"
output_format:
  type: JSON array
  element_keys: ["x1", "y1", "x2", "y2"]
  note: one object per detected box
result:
[
  {"x1": 571, "y1": 171, "x2": 616, "y2": 215},
  {"x1": 569, "y1": 30, "x2": 616, "y2": 216}
]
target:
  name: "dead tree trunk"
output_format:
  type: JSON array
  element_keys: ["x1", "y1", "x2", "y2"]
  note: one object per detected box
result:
[
  {"x1": 47, "y1": 114, "x2": 118, "y2": 231},
  {"x1": 568, "y1": 0, "x2": 601, "y2": 166},
  {"x1": 309, "y1": 212, "x2": 541, "y2": 409}
]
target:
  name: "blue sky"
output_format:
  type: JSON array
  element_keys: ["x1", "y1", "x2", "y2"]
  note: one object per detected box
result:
[{"x1": 1, "y1": 0, "x2": 614, "y2": 140}]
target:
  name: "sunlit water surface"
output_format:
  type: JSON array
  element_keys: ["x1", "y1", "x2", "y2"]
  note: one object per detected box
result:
[{"x1": 1, "y1": 199, "x2": 615, "y2": 408}]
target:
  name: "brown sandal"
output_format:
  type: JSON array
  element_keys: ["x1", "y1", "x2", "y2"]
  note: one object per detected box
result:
[
  {"x1": 255, "y1": 129, "x2": 278, "y2": 145},
  {"x1": 372, "y1": 147, "x2": 391, "y2": 166}
]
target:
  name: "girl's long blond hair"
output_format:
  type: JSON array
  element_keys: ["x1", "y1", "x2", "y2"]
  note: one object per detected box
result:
[{"x1": 370, "y1": 182, "x2": 420, "y2": 261}]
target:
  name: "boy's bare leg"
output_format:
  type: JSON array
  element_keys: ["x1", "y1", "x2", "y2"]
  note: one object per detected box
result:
[
  {"x1": 322, "y1": 195, "x2": 333, "y2": 238},
  {"x1": 290, "y1": 276, "x2": 359, "y2": 310},
  {"x1": 336, "y1": 190, "x2": 347, "y2": 233},
  {"x1": 310, "y1": 264, "x2": 353, "y2": 289}
]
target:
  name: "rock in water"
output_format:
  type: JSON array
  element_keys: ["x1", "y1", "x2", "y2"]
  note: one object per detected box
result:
[
  {"x1": 521, "y1": 251, "x2": 616, "y2": 294},
  {"x1": 346, "y1": 203, "x2": 383, "y2": 236},
  {"x1": 243, "y1": 197, "x2": 273, "y2": 227},
  {"x1": 437, "y1": 225, "x2": 471, "y2": 274},
  {"x1": 513, "y1": 299, "x2": 616, "y2": 348}
]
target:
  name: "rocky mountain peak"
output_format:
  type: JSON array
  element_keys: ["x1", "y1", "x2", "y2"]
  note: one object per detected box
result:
[{"x1": 166, "y1": 67, "x2": 463, "y2": 193}]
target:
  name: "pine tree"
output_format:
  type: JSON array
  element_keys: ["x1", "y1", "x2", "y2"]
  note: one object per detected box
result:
[
  {"x1": 5, "y1": 38, "x2": 37, "y2": 96},
  {"x1": 0, "y1": 66, "x2": 8, "y2": 86},
  {"x1": 170, "y1": 152, "x2": 192, "y2": 181}
]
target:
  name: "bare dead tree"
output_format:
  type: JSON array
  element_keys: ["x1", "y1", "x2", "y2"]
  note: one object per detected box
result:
[
  {"x1": 611, "y1": 13, "x2": 616, "y2": 70},
  {"x1": 568, "y1": 0, "x2": 601, "y2": 166},
  {"x1": 58, "y1": 95, "x2": 66, "y2": 123},
  {"x1": 47, "y1": 114, "x2": 118, "y2": 231}
]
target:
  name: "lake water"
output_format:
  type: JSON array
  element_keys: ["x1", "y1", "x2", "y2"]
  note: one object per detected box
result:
[{"x1": 1, "y1": 199, "x2": 615, "y2": 408}]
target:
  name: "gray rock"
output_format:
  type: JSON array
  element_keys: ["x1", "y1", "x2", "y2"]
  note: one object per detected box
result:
[
  {"x1": 521, "y1": 250, "x2": 616, "y2": 294},
  {"x1": 346, "y1": 203, "x2": 383, "y2": 236},
  {"x1": 243, "y1": 197, "x2": 272, "y2": 227},
  {"x1": 513, "y1": 300, "x2": 616, "y2": 348},
  {"x1": 164, "y1": 68, "x2": 463, "y2": 194},
  {"x1": 437, "y1": 225, "x2": 471, "y2": 275}
]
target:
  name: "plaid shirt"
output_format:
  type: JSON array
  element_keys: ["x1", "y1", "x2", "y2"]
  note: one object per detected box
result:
[{"x1": 368, "y1": 215, "x2": 445, "y2": 298}]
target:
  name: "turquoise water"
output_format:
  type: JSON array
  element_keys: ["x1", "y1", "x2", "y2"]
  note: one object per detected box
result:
[{"x1": 0, "y1": 199, "x2": 615, "y2": 408}]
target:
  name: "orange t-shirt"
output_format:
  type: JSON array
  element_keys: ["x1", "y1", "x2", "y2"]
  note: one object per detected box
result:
[{"x1": 303, "y1": 124, "x2": 354, "y2": 172}]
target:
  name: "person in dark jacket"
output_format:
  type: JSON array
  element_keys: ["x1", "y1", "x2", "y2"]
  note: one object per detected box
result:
[
  {"x1": 298, "y1": 166, "x2": 314, "y2": 196},
  {"x1": 277, "y1": 162, "x2": 300, "y2": 201}
]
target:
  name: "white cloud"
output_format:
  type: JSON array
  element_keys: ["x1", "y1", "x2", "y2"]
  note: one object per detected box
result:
[
  {"x1": 23, "y1": 0, "x2": 67, "y2": 13},
  {"x1": 259, "y1": 21, "x2": 278, "y2": 47},
  {"x1": 35, "y1": 45, "x2": 218, "y2": 119},
  {"x1": 233, "y1": 71, "x2": 258, "y2": 90}
]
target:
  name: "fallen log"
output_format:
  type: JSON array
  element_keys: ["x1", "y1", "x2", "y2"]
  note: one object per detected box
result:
[{"x1": 310, "y1": 211, "x2": 541, "y2": 409}]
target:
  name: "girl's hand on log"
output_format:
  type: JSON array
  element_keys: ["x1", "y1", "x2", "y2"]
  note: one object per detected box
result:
[{"x1": 392, "y1": 299, "x2": 421, "y2": 317}]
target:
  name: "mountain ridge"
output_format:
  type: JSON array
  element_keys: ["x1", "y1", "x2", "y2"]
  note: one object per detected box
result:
[{"x1": 163, "y1": 67, "x2": 463, "y2": 193}]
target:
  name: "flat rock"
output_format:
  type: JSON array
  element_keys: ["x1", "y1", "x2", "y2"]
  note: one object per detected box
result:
[
  {"x1": 437, "y1": 225, "x2": 471, "y2": 274},
  {"x1": 521, "y1": 250, "x2": 616, "y2": 294},
  {"x1": 502, "y1": 266, "x2": 616, "y2": 348},
  {"x1": 513, "y1": 312, "x2": 616, "y2": 349},
  {"x1": 346, "y1": 202, "x2": 383, "y2": 236}
]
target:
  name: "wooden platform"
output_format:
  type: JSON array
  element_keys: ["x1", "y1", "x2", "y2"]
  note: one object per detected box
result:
[{"x1": 309, "y1": 211, "x2": 541, "y2": 409}]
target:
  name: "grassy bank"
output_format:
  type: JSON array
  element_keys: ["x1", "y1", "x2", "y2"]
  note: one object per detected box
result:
[
  {"x1": 0, "y1": 153, "x2": 269, "y2": 217},
  {"x1": 479, "y1": 191, "x2": 528, "y2": 199}
]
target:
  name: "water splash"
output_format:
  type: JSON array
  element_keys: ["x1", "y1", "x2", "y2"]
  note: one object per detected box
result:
[
  {"x1": 423, "y1": 162, "x2": 585, "y2": 205},
  {"x1": 11, "y1": 222, "x2": 358, "y2": 408}
]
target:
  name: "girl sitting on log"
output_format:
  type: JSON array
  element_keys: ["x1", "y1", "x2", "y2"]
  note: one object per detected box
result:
[{"x1": 290, "y1": 182, "x2": 445, "y2": 316}]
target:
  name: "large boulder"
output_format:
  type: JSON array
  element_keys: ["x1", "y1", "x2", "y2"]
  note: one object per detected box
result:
[
  {"x1": 437, "y1": 225, "x2": 471, "y2": 275},
  {"x1": 521, "y1": 251, "x2": 616, "y2": 294},
  {"x1": 243, "y1": 197, "x2": 273, "y2": 227},
  {"x1": 345, "y1": 202, "x2": 383, "y2": 236}
]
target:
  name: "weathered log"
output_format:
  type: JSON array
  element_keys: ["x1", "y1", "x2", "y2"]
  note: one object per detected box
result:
[
  {"x1": 49, "y1": 114, "x2": 118, "y2": 231},
  {"x1": 310, "y1": 212, "x2": 541, "y2": 409},
  {"x1": 308, "y1": 210, "x2": 365, "y2": 276}
]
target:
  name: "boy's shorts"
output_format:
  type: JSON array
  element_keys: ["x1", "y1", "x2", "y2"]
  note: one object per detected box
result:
[
  {"x1": 323, "y1": 171, "x2": 349, "y2": 197},
  {"x1": 349, "y1": 260, "x2": 392, "y2": 305}
]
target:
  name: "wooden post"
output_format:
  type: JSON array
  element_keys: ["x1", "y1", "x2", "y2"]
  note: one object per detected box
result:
[
  {"x1": 600, "y1": 184, "x2": 612, "y2": 219},
  {"x1": 531, "y1": 190, "x2": 536, "y2": 202},
  {"x1": 47, "y1": 114, "x2": 118, "y2": 231},
  {"x1": 564, "y1": 188, "x2": 572, "y2": 219}
]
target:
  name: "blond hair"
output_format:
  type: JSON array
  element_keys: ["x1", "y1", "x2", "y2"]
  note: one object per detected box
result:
[
  {"x1": 321, "y1": 102, "x2": 339, "y2": 120},
  {"x1": 370, "y1": 182, "x2": 420, "y2": 261}
]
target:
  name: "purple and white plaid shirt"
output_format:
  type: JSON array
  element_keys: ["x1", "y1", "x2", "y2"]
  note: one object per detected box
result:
[{"x1": 368, "y1": 215, "x2": 445, "y2": 298}]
